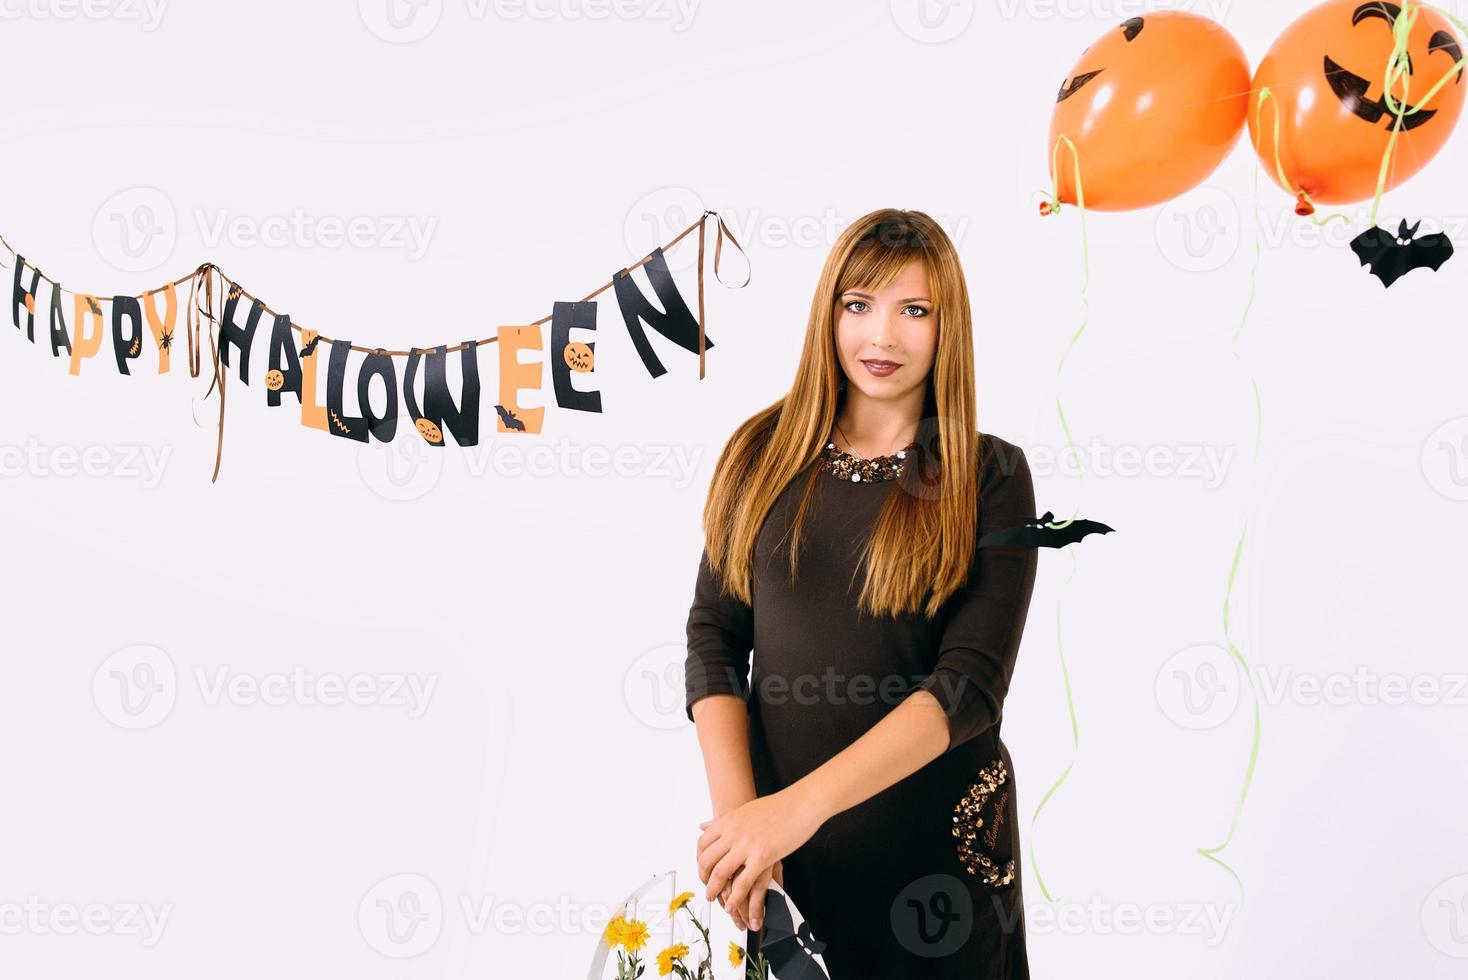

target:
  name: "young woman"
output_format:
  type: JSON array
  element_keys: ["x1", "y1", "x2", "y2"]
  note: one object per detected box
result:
[{"x1": 684, "y1": 209, "x2": 1039, "y2": 976}]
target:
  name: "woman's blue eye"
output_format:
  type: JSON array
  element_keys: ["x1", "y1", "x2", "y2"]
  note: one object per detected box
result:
[
  {"x1": 845, "y1": 300, "x2": 868, "y2": 313},
  {"x1": 904, "y1": 305, "x2": 929, "y2": 317}
]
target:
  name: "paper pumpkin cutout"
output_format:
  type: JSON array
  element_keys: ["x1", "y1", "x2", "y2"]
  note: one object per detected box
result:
[
  {"x1": 496, "y1": 325, "x2": 545, "y2": 435},
  {"x1": 611, "y1": 247, "x2": 712, "y2": 379},
  {"x1": 563, "y1": 341, "x2": 594, "y2": 372},
  {"x1": 414, "y1": 417, "x2": 443, "y2": 444},
  {"x1": 265, "y1": 313, "x2": 303, "y2": 406},
  {"x1": 550, "y1": 301, "x2": 602, "y2": 413},
  {"x1": 404, "y1": 343, "x2": 481, "y2": 447}
]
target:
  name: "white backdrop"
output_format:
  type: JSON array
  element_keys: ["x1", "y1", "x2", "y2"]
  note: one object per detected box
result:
[{"x1": 2, "y1": 0, "x2": 1467, "y2": 976}]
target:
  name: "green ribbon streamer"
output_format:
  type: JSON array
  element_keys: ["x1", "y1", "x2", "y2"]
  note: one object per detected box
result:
[{"x1": 1025, "y1": 134, "x2": 1091, "y2": 902}]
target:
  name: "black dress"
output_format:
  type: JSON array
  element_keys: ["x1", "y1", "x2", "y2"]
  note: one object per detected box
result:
[{"x1": 685, "y1": 432, "x2": 1039, "y2": 978}]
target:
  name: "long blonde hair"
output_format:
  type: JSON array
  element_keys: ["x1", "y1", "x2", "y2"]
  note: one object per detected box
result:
[{"x1": 701, "y1": 208, "x2": 983, "y2": 620}]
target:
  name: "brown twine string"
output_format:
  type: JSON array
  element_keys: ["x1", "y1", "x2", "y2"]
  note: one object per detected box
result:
[{"x1": 3, "y1": 211, "x2": 748, "y2": 481}]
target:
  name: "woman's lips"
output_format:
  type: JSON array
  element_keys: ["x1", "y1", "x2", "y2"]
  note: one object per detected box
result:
[{"x1": 861, "y1": 359, "x2": 901, "y2": 377}]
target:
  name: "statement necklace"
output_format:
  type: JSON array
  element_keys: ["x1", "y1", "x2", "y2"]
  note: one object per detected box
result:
[{"x1": 820, "y1": 424, "x2": 917, "y2": 483}]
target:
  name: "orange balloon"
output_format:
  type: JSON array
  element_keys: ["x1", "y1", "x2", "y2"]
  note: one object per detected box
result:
[
  {"x1": 1249, "y1": 0, "x2": 1466, "y2": 207},
  {"x1": 1047, "y1": 12, "x2": 1251, "y2": 212}
]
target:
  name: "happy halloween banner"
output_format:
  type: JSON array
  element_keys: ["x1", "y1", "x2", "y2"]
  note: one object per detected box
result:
[{"x1": 3, "y1": 211, "x2": 748, "y2": 481}]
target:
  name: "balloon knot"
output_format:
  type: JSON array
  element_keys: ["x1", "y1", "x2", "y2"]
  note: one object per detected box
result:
[
  {"x1": 1294, "y1": 193, "x2": 1314, "y2": 217},
  {"x1": 1039, "y1": 200, "x2": 1059, "y2": 217}
]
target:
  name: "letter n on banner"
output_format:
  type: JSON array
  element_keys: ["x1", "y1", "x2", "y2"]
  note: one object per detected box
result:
[{"x1": 611, "y1": 247, "x2": 713, "y2": 379}]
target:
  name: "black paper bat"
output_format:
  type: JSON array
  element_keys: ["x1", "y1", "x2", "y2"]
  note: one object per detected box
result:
[
  {"x1": 1349, "y1": 219, "x2": 1454, "y2": 288},
  {"x1": 493, "y1": 404, "x2": 526, "y2": 431},
  {"x1": 298, "y1": 335, "x2": 320, "y2": 359},
  {"x1": 978, "y1": 511, "x2": 1114, "y2": 549},
  {"x1": 748, "y1": 889, "x2": 828, "y2": 979}
]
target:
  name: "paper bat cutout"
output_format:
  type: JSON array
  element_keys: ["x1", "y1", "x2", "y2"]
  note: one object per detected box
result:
[
  {"x1": 494, "y1": 404, "x2": 526, "y2": 431},
  {"x1": 299, "y1": 334, "x2": 320, "y2": 359},
  {"x1": 748, "y1": 887, "x2": 829, "y2": 979},
  {"x1": 977, "y1": 511, "x2": 1114, "y2": 549},
  {"x1": 1349, "y1": 219, "x2": 1454, "y2": 288}
]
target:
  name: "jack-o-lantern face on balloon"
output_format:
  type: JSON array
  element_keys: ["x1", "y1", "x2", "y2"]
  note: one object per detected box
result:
[
  {"x1": 1249, "y1": 0, "x2": 1466, "y2": 206},
  {"x1": 1047, "y1": 11, "x2": 1251, "y2": 211}
]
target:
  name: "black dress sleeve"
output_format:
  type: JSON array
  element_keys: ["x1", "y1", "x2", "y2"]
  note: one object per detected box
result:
[
  {"x1": 913, "y1": 439, "x2": 1039, "y2": 753},
  {"x1": 684, "y1": 546, "x2": 755, "y2": 722}
]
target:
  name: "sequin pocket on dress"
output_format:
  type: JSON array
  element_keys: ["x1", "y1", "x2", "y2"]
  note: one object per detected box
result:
[{"x1": 951, "y1": 758, "x2": 1016, "y2": 888}]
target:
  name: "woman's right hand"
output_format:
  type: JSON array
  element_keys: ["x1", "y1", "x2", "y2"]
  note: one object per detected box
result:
[{"x1": 720, "y1": 859, "x2": 783, "y2": 934}]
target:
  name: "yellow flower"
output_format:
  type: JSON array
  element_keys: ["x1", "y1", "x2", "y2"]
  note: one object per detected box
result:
[
  {"x1": 602, "y1": 913, "x2": 627, "y2": 948},
  {"x1": 656, "y1": 942, "x2": 690, "y2": 976},
  {"x1": 621, "y1": 917, "x2": 650, "y2": 952},
  {"x1": 668, "y1": 890, "x2": 695, "y2": 917},
  {"x1": 728, "y1": 941, "x2": 744, "y2": 966}
]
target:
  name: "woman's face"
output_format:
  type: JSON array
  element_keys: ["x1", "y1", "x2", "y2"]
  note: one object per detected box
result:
[{"x1": 834, "y1": 258, "x2": 937, "y2": 404}]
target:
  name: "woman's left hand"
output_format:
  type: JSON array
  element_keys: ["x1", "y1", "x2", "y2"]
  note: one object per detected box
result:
[{"x1": 697, "y1": 788, "x2": 826, "y2": 916}]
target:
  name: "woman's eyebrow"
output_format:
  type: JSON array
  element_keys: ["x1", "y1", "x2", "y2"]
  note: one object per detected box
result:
[{"x1": 842, "y1": 290, "x2": 931, "y2": 302}]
